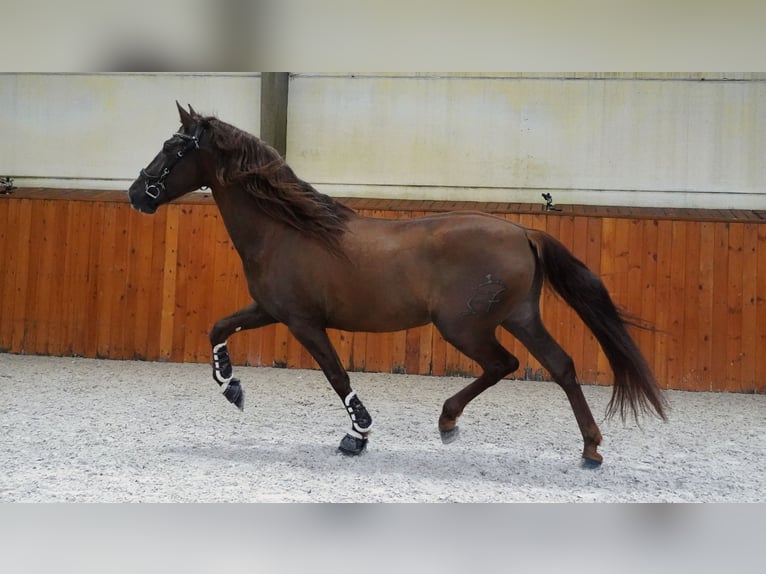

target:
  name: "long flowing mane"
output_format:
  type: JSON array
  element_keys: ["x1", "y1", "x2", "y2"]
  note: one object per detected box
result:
[{"x1": 202, "y1": 116, "x2": 354, "y2": 253}]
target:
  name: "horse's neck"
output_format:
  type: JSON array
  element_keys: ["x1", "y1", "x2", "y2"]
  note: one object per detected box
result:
[{"x1": 211, "y1": 183, "x2": 282, "y2": 260}]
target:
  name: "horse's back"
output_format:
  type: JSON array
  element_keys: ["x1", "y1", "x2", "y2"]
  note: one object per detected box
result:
[
  {"x1": 363, "y1": 210, "x2": 534, "y2": 272},
  {"x1": 323, "y1": 211, "x2": 538, "y2": 331},
  {"x1": 403, "y1": 211, "x2": 538, "y2": 314}
]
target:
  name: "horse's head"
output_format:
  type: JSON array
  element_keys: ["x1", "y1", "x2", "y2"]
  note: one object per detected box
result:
[{"x1": 128, "y1": 102, "x2": 210, "y2": 214}]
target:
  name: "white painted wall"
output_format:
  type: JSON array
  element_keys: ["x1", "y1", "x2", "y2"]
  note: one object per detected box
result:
[
  {"x1": 2, "y1": 72, "x2": 764, "y2": 209},
  {"x1": 0, "y1": 73, "x2": 260, "y2": 189},
  {"x1": 286, "y1": 73, "x2": 766, "y2": 209}
]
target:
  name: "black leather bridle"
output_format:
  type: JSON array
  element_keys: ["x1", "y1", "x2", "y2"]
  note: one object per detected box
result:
[{"x1": 140, "y1": 123, "x2": 205, "y2": 200}]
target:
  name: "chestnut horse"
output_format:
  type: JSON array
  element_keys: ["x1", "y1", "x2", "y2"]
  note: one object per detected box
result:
[{"x1": 128, "y1": 103, "x2": 666, "y2": 465}]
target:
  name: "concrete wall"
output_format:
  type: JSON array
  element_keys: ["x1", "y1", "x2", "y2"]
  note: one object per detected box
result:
[
  {"x1": 2, "y1": 72, "x2": 764, "y2": 209},
  {"x1": 0, "y1": 73, "x2": 260, "y2": 189},
  {"x1": 286, "y1": 73, "x2": 766, "y2": 209}
]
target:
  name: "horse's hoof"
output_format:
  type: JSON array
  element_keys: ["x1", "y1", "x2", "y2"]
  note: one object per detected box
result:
[
  {"x1": 580, "y1": 457, "x2": 603, "y2": 469},
  {"x1": 440, "y1": 426, "x2": 460, "y2": 444},
  {"x1": 223, "y1": 379, "x2": 244, "y2": 411},
  {"x1": 337, "y1": 433, "x2": 368, "y2": 456}
]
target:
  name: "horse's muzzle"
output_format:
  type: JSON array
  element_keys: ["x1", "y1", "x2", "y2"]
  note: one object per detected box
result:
[{"x1": 128, "y1": 180, "x2": 159, "y2": 214}]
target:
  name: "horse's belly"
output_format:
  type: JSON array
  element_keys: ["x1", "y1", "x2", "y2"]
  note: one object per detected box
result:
[{"x1": 325, "y1": 292, "x2": 431, "y2": 333}]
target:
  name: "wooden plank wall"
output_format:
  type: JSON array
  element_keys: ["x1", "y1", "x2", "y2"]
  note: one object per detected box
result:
[{"x1": 1, "y1": 189, "x2": 764, "y2": 393}]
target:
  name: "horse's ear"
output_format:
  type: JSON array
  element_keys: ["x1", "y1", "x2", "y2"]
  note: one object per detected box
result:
[
  {"x1": 188, "y1": 104, "x2": 198, "y2": 117},
  {"x1": 176, "y1": 100, "x2": 193, "y2": 129}
]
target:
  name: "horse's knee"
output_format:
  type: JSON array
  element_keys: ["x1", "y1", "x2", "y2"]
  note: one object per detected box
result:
[
  {"x1": 209, "y1": 322, "x2": 225, "y2": 346},
  {"x1": 209, "y1": 317, "x2": 235, "y2": 346}
]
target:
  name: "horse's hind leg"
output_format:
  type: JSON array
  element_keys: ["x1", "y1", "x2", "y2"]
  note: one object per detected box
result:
[
  {"x1": 436, "y1": 325, "x2": 520, "y2": 444},
  {"x1": 209, "y1": 301, "x2": 277, "y2": 410},
  {"x1": 502, "y1": 308, "x2": 604, "y2": 466},
  {"x1": 287, "y1": 322, "x2": 372, "y2": 456}
]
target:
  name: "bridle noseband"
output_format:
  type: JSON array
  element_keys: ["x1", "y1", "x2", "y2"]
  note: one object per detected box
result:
[{"x1": 140, "y1": 124, "x2": 205, "y2": 200}]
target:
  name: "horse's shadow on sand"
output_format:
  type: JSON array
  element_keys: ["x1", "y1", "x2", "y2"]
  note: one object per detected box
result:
[{"x1": 168, "y1": 433, "x2": 600, "y2": 492}]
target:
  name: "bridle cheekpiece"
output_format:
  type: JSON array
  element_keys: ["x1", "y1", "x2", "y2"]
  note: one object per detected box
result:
[{"x1": 140, "y1": 123, "x2": 204, "y2": 200}]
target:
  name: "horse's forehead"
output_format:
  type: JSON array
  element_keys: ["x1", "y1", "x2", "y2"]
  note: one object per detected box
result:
[{"x1": 163, "y1": 127, "x2": 195, "y2": 145}]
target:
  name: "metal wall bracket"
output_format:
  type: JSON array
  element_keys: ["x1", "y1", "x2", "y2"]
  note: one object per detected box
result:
[
  {"x1": 542, "y1": 192, "x2": 562, "y2": 212},
  {"x1": 0, "y1": 177, "x2": 15, "y2": 194}
]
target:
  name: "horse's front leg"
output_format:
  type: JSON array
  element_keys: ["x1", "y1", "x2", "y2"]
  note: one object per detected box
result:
[
  {"x1": 209, "y1": 301, "x2": 277, "y2": 410},
  {"x1": 288, "y1": 322, "x2": 373, "y2": 455}
]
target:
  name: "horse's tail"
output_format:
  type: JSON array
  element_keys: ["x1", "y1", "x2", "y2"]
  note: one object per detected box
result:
[{"x1": 526, "y1": 229, "x2": 667, "y2": 422}]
